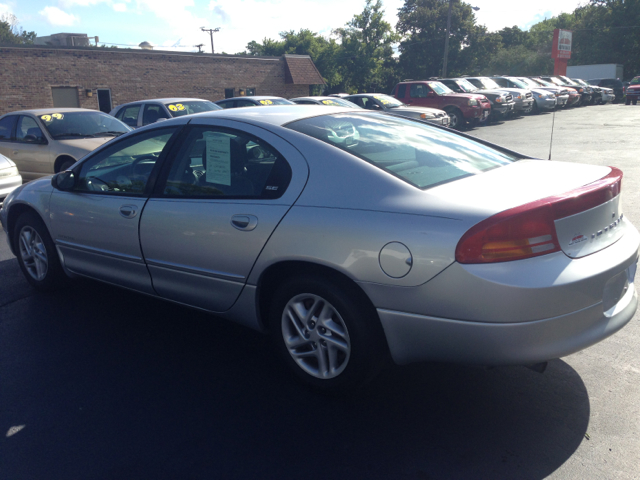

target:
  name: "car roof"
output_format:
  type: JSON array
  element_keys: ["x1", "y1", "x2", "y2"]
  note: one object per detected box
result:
[
  {"x1": 344, "y1": 93, "x2": 391, "y2": 97},
  {"x1": 290, "y1": 96, "x2": 342, "y2": 101},
  {"x1": 181, "y1": 104, "x2": 359, "y2": 127},
  {"x1": 3, "y1": 108, "x2": 105, "y2": 116},
  {"x1": 218, "y1": 96, "x2": 287, "y2": 102},
  {"x1": 116, "y1": 98, "x2": 211, "y2": 106}
]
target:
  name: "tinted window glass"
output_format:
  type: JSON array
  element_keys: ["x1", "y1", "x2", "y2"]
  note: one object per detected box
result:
[
  {"x1": 120, "y1": 105, "x2": 141, "y2": 127},
  {"x1": 75, "y1": 127, "x2": 177, "y2": 195},
  {"x1": 410, "y1": 84, "x2": 428, "y2": 98},
  {"x1": 0, "y1": 115, "x2": 17, "y2": 140},
  {"x1": 162, "y1": 126, "x2": 291, "y2": 199},
  {"x1": 287, "y1": 113, "x2": 517, "y2": 190},
  {"x1": 142, "y1": 104, "x2": 171, "y2": 125},
  {"x1": 237, "y1": 100, "x2": 256, "y2": 108},
  {"x1": 16, "y1": 116, "x2": 45, "y2": 143},
  {"x1": 217, "y1": 101, "x2": 235, "y2": 109},
  {"x1": 397, "y1": 84, "x2": 407, "y2": 99}
]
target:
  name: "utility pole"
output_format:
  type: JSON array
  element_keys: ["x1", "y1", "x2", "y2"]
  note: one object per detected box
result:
[
  {"x1": 194, "y1": 43, "x2": 204, "y2": 53},
  {"x1": 442, "y1": 2, "x2": 479, "y2": 77},
  {"x1": 442, "y1": 0, "x2": 453, "y2": 78},
  {"x1": 200, "y1": 27, "x2": 220, "y2": 54}
]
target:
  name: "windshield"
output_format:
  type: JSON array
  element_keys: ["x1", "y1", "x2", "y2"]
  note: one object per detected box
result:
[
  {"x1": 428, "y1": 82, "x2": 454, "y2": 95},
  {"x1": 507, "y1": 78, "x2": 528, "y2": 89},
  {"x1": 455, "y1": 79, "x2": 477, "y2": 93},
  {"x1": 164, "y1": 101, "x2": 221, "y2": 117},
  {"x1": 373, "y1": 95, "x2": 405, "y2": 107},
  {"x1": 257, "y1": 98, "x2": 295, "y2": 105},
  {"x1": 476, "y1": 78, "x2": 501, "y2": 89},
  {"x1": 286, "y1": 113, "x2": 517, "y2": 190},
  {"x1": 631, "y1": 76, "x2": 640, "y2": 85},
  {"x1": 39, "y1": 111, "x2": 130, "y2": 139},
  {"x1": 547, "y1": 77, "x2": 567, "y2": 86},
  {"x1": 319, "y1": 98, "x2": 361, "y2": 108},
  {"x1": 517, "y1": 78, "x2": 539, "y2": 88}
]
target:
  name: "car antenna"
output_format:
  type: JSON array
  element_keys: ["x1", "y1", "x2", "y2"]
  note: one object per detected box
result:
[{"x1": 548, "y1": 108, "x2": 556, "y2": 161}]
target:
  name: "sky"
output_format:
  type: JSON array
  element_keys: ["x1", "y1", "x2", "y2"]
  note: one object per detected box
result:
[{"x1": 3, "y1": 0, "x2": 588, "y2": 54}]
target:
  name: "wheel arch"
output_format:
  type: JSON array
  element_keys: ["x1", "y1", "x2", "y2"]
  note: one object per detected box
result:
[
  {"x1": 256, "y1": 260, "x2": 383, "y2": 335},
  {"x1": 6, "y1": 203, "x2": 49, "y2": 255}
]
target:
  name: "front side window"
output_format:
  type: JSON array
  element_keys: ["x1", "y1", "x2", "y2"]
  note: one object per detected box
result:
[
  {"x1": 286, "y1": 113, "x2": 517, "y2": 190},
  {"x1": 39, "y1": 111, "x2": 130, "y2": 139},
  {"x1": 0, "y1": 115, "x2": 18, "y2": 141},
  {"x1": 161, "y1": 126, "x2": 291, "y2": 199},
  {"x1": 410, "y1": 84, "x2": 428, "y2": 98},
  {"x1": 75, "y1": 127, "x2": 178, "y2": 195},
  {"x1": 16, "y1": 116, "x2": 45, "y2": 143}
]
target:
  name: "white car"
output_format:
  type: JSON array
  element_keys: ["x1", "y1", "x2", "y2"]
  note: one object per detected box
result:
[{"x1": 0, "y1": 153, "x2": 21, "y2": 201}]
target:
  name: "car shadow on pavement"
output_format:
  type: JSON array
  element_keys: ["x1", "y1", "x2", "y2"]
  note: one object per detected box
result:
[{"x1": 0, "y1": 276, "x2": 589, "y2": 480}]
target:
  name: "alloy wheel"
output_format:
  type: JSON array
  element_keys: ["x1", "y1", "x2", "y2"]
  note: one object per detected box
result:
[
  {"x1": 18, "y1": 226, "x2": 48, "y2": 281},
  {"x1": 281, "y1": 293, "x2": 351, "y2": 379}
]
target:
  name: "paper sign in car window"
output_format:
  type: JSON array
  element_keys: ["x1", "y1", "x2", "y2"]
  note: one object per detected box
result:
[
  {"x1": 204, "y1": 132, "x2": 231, "y2": 186},
  {"x1": 176, "y1": 103, "x2": 185, "y2": 111},
  {"x1": 321, "y1": 100, "x2": 340, "y2": 106},
  {"x1": 41, "y1": 113, "x2": 63, "y2": 122},
  {"x1": 374, "y1": 96, "x2": 390, "y2": 105},
  {"x1": 259, "y1": 100, "x2": 273, "y2": 105},
  {"x1": 168, "y1": 104, "x2": 178, "y2": 111}
]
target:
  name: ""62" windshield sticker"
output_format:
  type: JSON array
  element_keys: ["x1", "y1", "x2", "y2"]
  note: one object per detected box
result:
[
  {"x1": 259, "y1": 100, "x2": 273, "y2": 105},
  {"x1": 40, "y1": 113, "x2": 64, "y2": 122},
  {"x1": 168, "y1": 104, "x2": 186, "y2": 111}
]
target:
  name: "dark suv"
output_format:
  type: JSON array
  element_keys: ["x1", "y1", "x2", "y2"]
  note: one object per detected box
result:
[
  {"x1": 438, "y1": 77, "x2": 515, "y2": 120},
  {"x1": 391, "y1": 80, "x2": 490, "y2": 129},
  {"x1": 587, "y1": 79, "x2": 625, "y2": 103}
]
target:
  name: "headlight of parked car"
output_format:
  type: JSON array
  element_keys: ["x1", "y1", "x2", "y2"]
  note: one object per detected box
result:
[
  {"x1": 495, "y1": 97, "x2": 502, "y2": 103},
  {"x1": 0, "y1": 166, "x2": 19, "y2": 178},
  {"x1": 468, "y1": 98, "x2": 478, "y2": 106}
]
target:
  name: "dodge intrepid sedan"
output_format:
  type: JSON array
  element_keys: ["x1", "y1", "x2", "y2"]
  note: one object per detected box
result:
[{"x1": 1, "y1": 106, "x2": 637, "y2": 392}]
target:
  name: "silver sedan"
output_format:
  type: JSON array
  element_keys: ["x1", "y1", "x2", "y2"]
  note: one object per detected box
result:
[{"x1": 1, "y1": 106, "x2": 637, "y2": 392}]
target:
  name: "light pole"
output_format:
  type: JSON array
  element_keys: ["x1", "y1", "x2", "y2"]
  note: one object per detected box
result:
[
  {"x1": 200, "y1": 27, "x2": 220, "y2": 54},
  {"x1": 442, "y1": 2, "x2": 479, "y2": 77}
]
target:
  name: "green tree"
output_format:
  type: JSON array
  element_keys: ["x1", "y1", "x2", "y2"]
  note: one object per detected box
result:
[
  {"x1": 0, "y1": 14, "x2": 36, "y2": 44},
  {"x1": 333, "y1": 0, "x2": 398, "y2": 92},
  {"x1": 396, "y1": 0, "x2": 484, "y2": 80}
]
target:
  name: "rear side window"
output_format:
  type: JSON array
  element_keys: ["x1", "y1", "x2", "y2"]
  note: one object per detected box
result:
[
  {"x1": 118, "y1": 105, "x2": 141, "y2": 127},
  {"x1": 397, "y1": 84, "x2": 407, "y2": 99},
  {"x1": 286, "y1": 113, "x2": 517, "y2": 190},
  {"x1": 0, "y1": 115, "x2": 17, "y2": 140}
]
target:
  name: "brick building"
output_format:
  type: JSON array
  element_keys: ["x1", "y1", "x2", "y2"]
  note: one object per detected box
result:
[{"x1": 0, "y1": 44, "x2": 325, "y2": 115}]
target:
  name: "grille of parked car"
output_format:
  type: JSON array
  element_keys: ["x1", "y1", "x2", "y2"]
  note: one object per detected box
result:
[
  {"x1": 505, "y1": 94, "x2": 513, "y2": 102},
  {"x1": 525, "y1": 92, "x2": 533, "y2": 99}
]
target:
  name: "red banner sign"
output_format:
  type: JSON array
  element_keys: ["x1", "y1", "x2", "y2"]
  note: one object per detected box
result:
[{"x1": 552, "y1": 29, "x2": 572, "y2": 59}]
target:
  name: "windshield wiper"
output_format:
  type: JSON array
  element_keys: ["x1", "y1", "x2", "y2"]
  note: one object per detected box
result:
[
  {"x1": 96, "y1": 131, "x2": 127, "y2": 137},
  {"x1": 52, "y1": 133, "x2": 97, "y2": 139}
]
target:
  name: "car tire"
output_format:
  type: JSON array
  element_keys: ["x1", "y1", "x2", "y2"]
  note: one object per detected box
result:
[
  {"x1": 444, "y1": 108, "x2": 464, "y2": 130},
  {"x1": 532, "y1": 101, "x2": 540, "y2": 114},
  {"x1": 269, "y1": 274, "x2": 387, "y2": 393},
  {"x1": 13, "y1": 211, "x2": 68, "y2": 291},
  {"x1": 625, "y1": 99, "x2": 631, "y2": 105},
  {"x1": 58, "y1": 159, "x2": 75, "y2": 172}
]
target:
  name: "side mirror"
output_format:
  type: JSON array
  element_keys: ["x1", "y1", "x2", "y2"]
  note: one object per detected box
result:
[
  {"x1": 24, "y1": 134, "x2": 43, "y2": 143},
  {"x1": 52, "y1": 170, "x2": 76, "y2": 191}
]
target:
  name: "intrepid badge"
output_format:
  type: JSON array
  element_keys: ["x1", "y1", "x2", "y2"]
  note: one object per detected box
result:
[{"x1": 569, "y1": 233, "x2": 587, "y2": 246}]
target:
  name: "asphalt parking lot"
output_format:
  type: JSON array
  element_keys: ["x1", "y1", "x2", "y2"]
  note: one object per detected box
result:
[{"x1": 1, "y1": 103, "x2": 639, "y2": 480}]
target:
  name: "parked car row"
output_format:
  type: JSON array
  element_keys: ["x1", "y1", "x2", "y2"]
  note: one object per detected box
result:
[{"x1": 0, "y1": 72, "x2": 625, "y2": 200}]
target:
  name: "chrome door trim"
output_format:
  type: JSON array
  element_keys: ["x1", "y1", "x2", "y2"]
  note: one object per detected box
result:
[{"x1": 145, "y1": 258, "x2": 246, "y2": 282}]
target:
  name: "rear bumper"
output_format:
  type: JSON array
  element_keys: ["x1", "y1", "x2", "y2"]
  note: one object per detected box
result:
[{"x1": 378, "y1": 283, "x2": 637, "y2": 365}]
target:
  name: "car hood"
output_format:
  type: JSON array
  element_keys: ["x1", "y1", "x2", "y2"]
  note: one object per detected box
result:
[
  {"x1": 470, "y1": 88, "x2": 507, "y2": 97},
  {"x1": 446, "y1": 92, "x2": 486, "y2": 101},
  {"x1": 56, "y1": 136, "x2": 113, "y2": 151},
  {"x1": 392, "y1": 105, "x2": 446, "y2": 115}
]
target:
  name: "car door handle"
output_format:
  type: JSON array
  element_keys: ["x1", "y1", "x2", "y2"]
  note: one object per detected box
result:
[
  {"x1": 12, "y1": 151, "x2": 18, "y2": 155},
  {"x1": 231, "y1": 214, "x2": 258, "y2": 231},
  {"x1": 119, "y1": 205, "x2": 138, "y2": 219}
]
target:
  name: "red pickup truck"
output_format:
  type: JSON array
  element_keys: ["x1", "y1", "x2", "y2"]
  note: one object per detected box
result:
[{"x1": 391, "y1": 80, "x2": 491, "y2": 129}]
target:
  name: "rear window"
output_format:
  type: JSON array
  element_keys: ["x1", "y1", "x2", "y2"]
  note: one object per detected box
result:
[
  {"x1": 286, "y1": 113, "x2": 517, "y2": 189},
  {"x1": 164, "y1": 101, "x2": 221, "y2": 117}
]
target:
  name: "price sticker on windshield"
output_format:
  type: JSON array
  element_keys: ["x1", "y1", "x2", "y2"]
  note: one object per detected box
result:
[
  {"x1": 259, "y1": 100, "x2": 273, "y2": 105},
  {"x1": 40, "y1": 113, "x2": 64, "y2": 122},
  {"x1": 321, "y1": 99, "x2": 341, "y2": 106},
  {"x1": 374, "y1": 96, "x2": 390, "y2": 105}
]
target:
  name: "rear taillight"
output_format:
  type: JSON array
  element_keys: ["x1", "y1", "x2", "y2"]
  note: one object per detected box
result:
[{"x1": 455, "y1": 167, "x2": 623, "y2": 264}]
